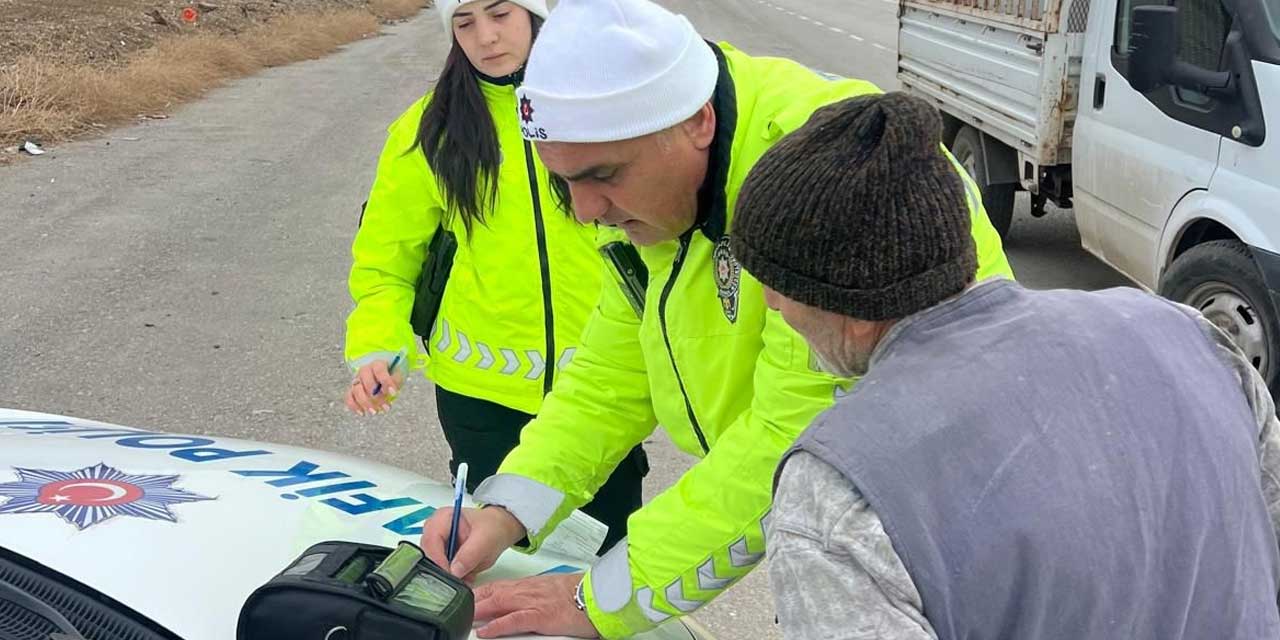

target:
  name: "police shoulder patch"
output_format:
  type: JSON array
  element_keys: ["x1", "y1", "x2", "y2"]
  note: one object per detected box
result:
[{"x1": 713, "y1": 236, "x2": 741, "y2": 324}]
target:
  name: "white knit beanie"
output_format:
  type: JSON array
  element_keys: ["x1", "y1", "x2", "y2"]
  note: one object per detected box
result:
[
  {"x1": 516, "y1": 0, "x2": 719, "y2": 143},
  {"x1": 436, "y1": 0, "x2": 550, "y2": 34}
]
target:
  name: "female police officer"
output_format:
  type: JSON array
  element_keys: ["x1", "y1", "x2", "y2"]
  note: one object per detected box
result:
[{"x1": 342, "y1": 0, "x2": 645, "y2": 551}]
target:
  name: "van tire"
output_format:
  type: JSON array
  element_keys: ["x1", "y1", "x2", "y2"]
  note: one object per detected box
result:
[
  {"x1": 1160, "y1": 239, "x2": 1280, "y2": 395},
  {"x1": 950, "y1": 126, "x2": 1016, "y2": 240}
]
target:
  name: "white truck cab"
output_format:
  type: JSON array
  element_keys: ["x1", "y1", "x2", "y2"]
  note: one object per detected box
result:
[{"x1": 898, "y1": 0, "x2": 1280, "y2": 393}]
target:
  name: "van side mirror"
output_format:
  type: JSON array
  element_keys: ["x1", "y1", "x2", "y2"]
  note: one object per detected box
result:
[
  {"x1": 1127, "y1": 5, "x2": 1178, "y2": 93},
  {"x1": 1127, "y1": 5, "x2": 1233, "y2": 94}
]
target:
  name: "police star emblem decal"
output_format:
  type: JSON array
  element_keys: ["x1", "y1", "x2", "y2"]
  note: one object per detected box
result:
[
  {"x1": 0, "y1": 463, "x2": 214, "y2": 530},
  {"x1": 519, "y1": 96, "x2": 535, "y2": 123}
]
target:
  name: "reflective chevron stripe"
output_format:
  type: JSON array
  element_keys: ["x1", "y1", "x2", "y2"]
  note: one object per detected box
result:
[
  {"x1": 663, "y1": 578, "x2": 708, "y2": 614},
  {"x1": 435, "y1": 318, "x2": 452, "y2": 352},
  {"x1": 728, "y1": 536, "x2": 764, "y2": 568},
  {"x1": 500, "y1": 348, "x2": 521, "y2": 375},
  {"x1": 557, "y1": 347, "x2": 577, "y2": 372},
  {"x1": 429, "y1": 319, "x2": 578, "y2": 381},
  {"x1": 476, "y1": 342, "x2": 495, "y2": 370},
  {"x1": 635, "y1": 587, "x2": 672, "y2": 624},
  {"x1": 588, "y1": 518, "x2": 771, "y2": 632},
  {"x1": 453, "y1": 331, "x2": 472, "y2": 363},
  {"x1": 696, "y1": 558, "x2": 733, "y2": 591},
  {"x1": 525, "y1": 350, "x2": 545, "y2": 380}
]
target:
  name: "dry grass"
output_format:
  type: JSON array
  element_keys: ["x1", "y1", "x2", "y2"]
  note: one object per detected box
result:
[
  {"x1": 370, "y1": 0, "x2": 429, "y2": 21},
  {"x1": 0, "y1": 4, "x2": 422, "y2": 150}
]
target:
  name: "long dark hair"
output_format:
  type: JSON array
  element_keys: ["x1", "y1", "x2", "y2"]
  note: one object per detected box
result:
[{"x1": 415, "y1": 15, "x2": 543, "y2": 234}]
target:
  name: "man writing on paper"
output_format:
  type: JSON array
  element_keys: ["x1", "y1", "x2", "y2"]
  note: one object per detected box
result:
[{"x1": 418, "y1": 1, "x2": 1014, "y2": 637}]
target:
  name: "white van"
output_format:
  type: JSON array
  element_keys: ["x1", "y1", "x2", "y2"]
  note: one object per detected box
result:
[{"x1": 898, "y1": 0, "x2": 1280, "y2": 392}]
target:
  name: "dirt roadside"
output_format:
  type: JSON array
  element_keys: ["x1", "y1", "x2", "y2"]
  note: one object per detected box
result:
[
  {"x1": 0, "y1": 0, "x2": 429, "y2": 157},
  {"x1": 0, "y1": 0, "x2": 412, "y2": 67}
]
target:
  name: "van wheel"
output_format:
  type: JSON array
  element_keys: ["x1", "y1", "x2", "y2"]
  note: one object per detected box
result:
[
  {"x1": 950, "y1": 126, "x2": 1016, "y2": 240},
  {"x1": 1160, "y1": 240, "x2": 1280, "y2": 393}
]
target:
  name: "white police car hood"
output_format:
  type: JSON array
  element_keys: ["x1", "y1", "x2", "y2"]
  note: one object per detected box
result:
[{"x1": 0, "y1": 408, "x2": 705, "y2": 640}]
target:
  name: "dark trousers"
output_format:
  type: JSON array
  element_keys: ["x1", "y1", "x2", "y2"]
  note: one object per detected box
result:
[{"x1": 435, "y1": 385, "x2": 647, "y2": 553}]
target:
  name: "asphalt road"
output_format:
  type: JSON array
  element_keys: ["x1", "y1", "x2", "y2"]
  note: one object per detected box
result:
[{"x1": 0, "y1": 2, "x2": 1131, "y2": 639}]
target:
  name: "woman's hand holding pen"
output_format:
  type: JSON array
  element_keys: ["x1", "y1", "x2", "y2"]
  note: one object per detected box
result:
[{"x1": 345, "y1": 354, "x2": 405, "y2": 416}]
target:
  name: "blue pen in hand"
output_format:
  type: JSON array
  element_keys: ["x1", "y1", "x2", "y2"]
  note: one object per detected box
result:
[
  {"x1": 447, "y1": 462, "x2": 468, "y2": 566},
  {"x1": 371, "y1": 351, "x2": 404, "y2": 397}
]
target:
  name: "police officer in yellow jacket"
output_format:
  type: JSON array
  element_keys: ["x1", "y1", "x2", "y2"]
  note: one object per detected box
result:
[
  {"x1": 343, "y1": 0, "x2": 646, "y2": 550},
  {"x1": 418, "y1": 0, "x2": 1015, "y2": 637}
]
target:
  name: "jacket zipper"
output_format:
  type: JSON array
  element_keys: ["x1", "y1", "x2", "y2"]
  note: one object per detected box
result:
[
  {"x1": 659, "y1": 232, "x2": 710, "y2": 454},
  {"x1": 521, "y1": 138, "x2": 556, "y2": 395}
]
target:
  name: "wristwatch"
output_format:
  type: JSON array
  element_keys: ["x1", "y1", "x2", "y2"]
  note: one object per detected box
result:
[{"x1": 573, "y1": 577, "x2": 587, "y2": 612}]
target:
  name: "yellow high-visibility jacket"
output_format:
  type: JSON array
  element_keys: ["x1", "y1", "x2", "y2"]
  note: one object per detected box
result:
[
  {"x1": 346, "y1": 77, "x2": 604, "y2": 413},
  {"x1": 474, "y1": 43, "x2": 1015, "y2": 638}
]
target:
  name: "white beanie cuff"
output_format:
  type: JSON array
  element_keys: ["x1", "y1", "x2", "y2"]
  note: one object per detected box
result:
[
  {"x1": 517, "y1": 29, "x2": 718, "y2": 143},
  {"x1": 437, "y1": 0, "x2": 549, "y2": 33}
]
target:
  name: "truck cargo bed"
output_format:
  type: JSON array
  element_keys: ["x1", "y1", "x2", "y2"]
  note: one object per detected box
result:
[{"x1": 898, "y1": 0, "x2": 1093, "y2": 168}]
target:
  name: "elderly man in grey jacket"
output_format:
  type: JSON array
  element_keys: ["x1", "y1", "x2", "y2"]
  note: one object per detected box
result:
[{"x1": 730, "y1": 92, "x2": 1280, "y2": 640}]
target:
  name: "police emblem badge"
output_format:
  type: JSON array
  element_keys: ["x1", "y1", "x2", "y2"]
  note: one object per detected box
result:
[
  {"x1": 713, "y1": 236, "x2": 741, "y2": 323},
  {"x1": 0, "y1": 462, "x2": 214, "y2": 530}
]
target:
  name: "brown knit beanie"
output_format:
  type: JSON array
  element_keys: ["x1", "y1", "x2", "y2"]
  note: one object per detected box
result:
[{"x1": 730, "y1": 92, "x2": 977, "y2": 321}]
